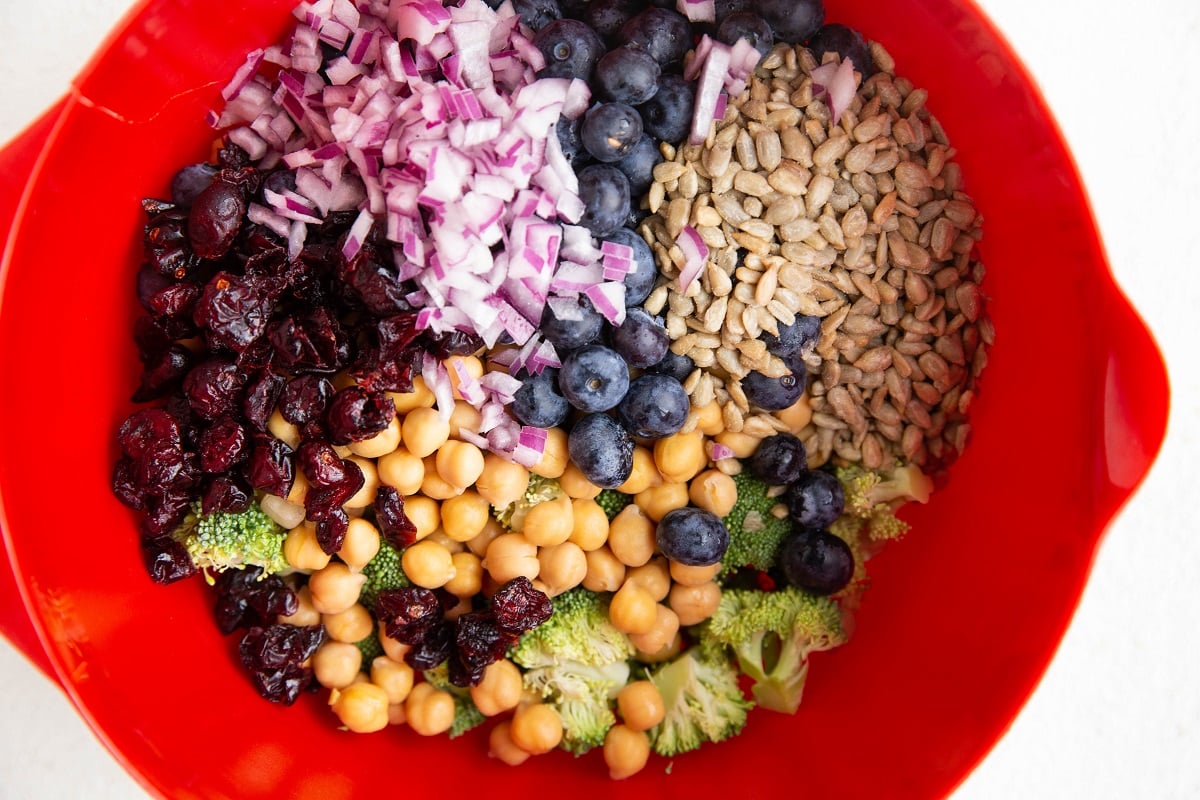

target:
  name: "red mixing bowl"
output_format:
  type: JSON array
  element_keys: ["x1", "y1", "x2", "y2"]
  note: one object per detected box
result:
[{"x1": 0, "y1": 0, "x2": 1169, "y2": 797}]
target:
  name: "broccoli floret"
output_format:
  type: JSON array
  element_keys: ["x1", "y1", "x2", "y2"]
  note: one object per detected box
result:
[
  {"x1": 509, "y1": 587, "x2": 635, "y2": 668},
  {"x1": 359, "y1": 537, "x2": 409, "y2": 612},
  {"x1": 423, "y1": 664, "x2": 486, "y2": 738},
  {"x1": 700, "y1": 586, "x2": 846, "y2": 714},
  {"x1": 493, "y1": 474, "x2": 562, "y2": 531},
  {"x1": 524, "y1": 660, "x2": 630, "y2": 754},
  {"x1": 354, "y1": 632, "x2": 384, "y2": 663},
  {"x1": 170, "y1": 500, "x2": 287, "y2": 579},
  {"x1": 836, "y1": 463, "x2": 933, "y2": 542},
  {"x1": 720, "y1": 470, "x2": 794, "y2": 575},
  {"x1": 594, "y1": 489, "x2": 632, "y2": 521},
  {"x1": 646, "y1": 647, "x2": 753, "y2": 757}
]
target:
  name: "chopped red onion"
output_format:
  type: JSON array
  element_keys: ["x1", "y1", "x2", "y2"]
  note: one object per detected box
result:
[
  {"x1": 689, "y1": 38, "x2": 732, "y2": 145},
  {"x1": 825, "y1": 57, "x2": 858, "y2": 125},
  {"x1": 585, "y1": 281, "x2": 627, "y2": 326},
  {"x1": 675, "y1": 225, "x2": 708, "y2": 292},
  {"x1": 708, "y1": 441, "x2": 735, "y2": 461},
  {"x1": 676, "y1": 0, "x2": 715, "y2": 23}
]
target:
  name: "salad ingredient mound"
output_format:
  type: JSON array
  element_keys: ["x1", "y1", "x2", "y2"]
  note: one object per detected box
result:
[{"x1": 112, "y1": 0, "x2": 990, "y2": 781}]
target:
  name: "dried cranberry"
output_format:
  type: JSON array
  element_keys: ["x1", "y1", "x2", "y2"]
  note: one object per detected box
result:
[
  {"x1": 140, "y1": 536, "x2": 198, "y2": 584},
  {"x1": 447, "y1": 651, "x2": 486, "y2": 688},
  {"x1": 188, "y1": 180, "x2": 246, "y2": 260},
  {"x1": 201, "y1": 473, "x2": 253, "y2": 515},
  {"x1": 148, "y1": 281, "x2": 203, "y2": 318},
  {"x1": 144, "y1": 204, "x2": 199, "y2": 278},
  {"x1": 214, "y1": 568, "x2": 298, "y2": 634},
  {"x1": 490, "y1": 577, "x2": 554, "y2": 633},
  {"x1": 247, "y1": 433, "x2": 295, "y2": 497},
  {"x1": 352, "y1": 313, "x2": 422, "y2": 392},
  {"x1": 136, "y1": 266, "x2": 173, "y2": 311},
  {"x1": 243, "y1": 372, "x2": 284, "y2": 431},
  {"x1": 404, "y1": 620, "x2": 455, "y2": 670},
  {"x1": 217, "y1": 142, "x2": 252, "y2": 170},
  {"x1": 426, "y1": 329, "x2": 484, "y2": 359},
  {"x1": 197, "y1": 417, "x2": 248, "y2": 473},
  {"x1": 183, "y1": 358, "x2": 246, "y2": 421},
  {"x1": 303, "y1": 461, "x2": 363, "y2": 522},
  {"x1": 377, "y1": 587, "x2": 444, "y2": 645},
  {"x1": 118, "y1": 408, "x2": 182, "y2": 459},
  {"x1": 238, "y1": 624, "x2": 324, "y2": 705},
  {"x1": 315, "y1": 508, "x2": 350, "y2": 555},
  {"x1": 140, "y1": 492, "x2": 193, "y2": 538},
  {"x1": 455, "y1": 611, "x2": 518, "y2": 677},
  {"x1": 342, "y1": 258, "x2": 411, "y2": 316},
  {"x1": 280, "y1": 376, "x2": 334, "y2": 426},
  {"x1": 373, "y1": 486, "x2": 417, "y2": 548},
  {"x1": 234, "y1": 333, "x2": 277, "y2": 374},
  {"x1": 133, "y1": 313, "x2": 195, "y2": 361},
  {"x1": 325, "y1": 386, "x2": 395, "y2": 445},
  {"x1": 194, "y1": 272, "x2": 281, "y2": 354},
  {"x1": 134, "y1": 440, "x2": 196, "y2": 492},
  {"x1": 296, "y1": 439, "x2": 349, "y2": 486},
  {"x1": 132, "y1": 345, "x2": 193, "y2": 403},
  {"x1": 267, "y1": 308, "x2": 349, "y2": 374},
  {"x1": 111, "y1": 458, "x2": 146, "y2": 510}
]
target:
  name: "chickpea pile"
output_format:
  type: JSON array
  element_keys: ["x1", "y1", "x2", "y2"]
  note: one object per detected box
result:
[{"x1": 260, "y1": 353, "x2": 813, "y2": 778}]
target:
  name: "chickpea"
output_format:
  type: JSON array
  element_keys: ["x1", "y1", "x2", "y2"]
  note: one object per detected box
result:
[
  {"x1": 654, "y1": 431, "x2": 706, "y2": 483},
  {"x1": 444, "y1": 551, "x2": 484, "y2": 598},
  {"x1": 776, "y1": 393, "x2": 813, "y2": 432},
  {"x1": 444, "y1": 593, "x2": 474, "y2": 621},
  {"x1": 483, "y1": 533, "x2": 539, "y2": 583},
  {"x1": 693, "y1": 400, "x2": 725, "y2": 436},
  {"x1": 607, "y1": 505, "x2": 656, "y2": 568},
  {"x1": 522, "y1": 494, "x2": 574, "y2": 547},
  {"x1": 330, "y1": 682, "x2": 390, "y2": 733},
  {"x1": 267, "y1": 409, "x2": 301, "y2": 451},
  {"x1": 608, "y1": 581, "x2": 657, "y2": 634},
  {"x1": 628, "y1": 603, "x2": 680, "y2": 656},
  {"x1": 559, "y1": 461, "x2": 602, "y2": 499},
  {"x1": 440, "y1": 490, "x2": 490, "y2": 542},
  {"x1": 475, "y1": 454, "x2": 530, "y2": 508},
  {"x1": 401, "y1": 539, "x2": 456, "y2": 588},
  {"x1": 378, "y1": 622, "x2": 410, "y2": 663},
  {"x1": 426, "y1": 529, "x2": 465, "y2": 555},
  {"x1": 435, "y1": 440, "x2": 485, "y2": 490},
  {"x1": 388, "y1": 376, "x2": 435, "y2": 414},
  {"x1": 388, "y1": 703, "x2": 406, "y2": 727},
  {"x1": 402, "y1": 406, "x2": 451, "y2": 458},
  {"x1": 369, "y1": 656, "x2": 414, "y2": 705},
  {"x1": 404, "y1": 494, "x2": 441, "y2": 540},
  {"x1": 530, "y1": 427, "x2": 568, "y2": 479},
  {"x1": 510, "y1": 703, "x2": 564, "y2": 755},
  {"x1": 420, "y1": 456, "x2": 464, "y2": 500},
  {"x1": 261, "y1": 493, "x2": 306, "y2": 530},
  {"x1": 466, "y1": 516, "x2": 505, "y2": 559},
  {"x1": 312, "y1": 641, "x2": 362, "y2": 689},
  {"x1": 348, "y1": 417, "x2": 402, "y2": 459},
  {"x1": 634, "y1": 482, "x2": 689, "y2": 522},
  {"x1": 488, "y1": 720, "x2": 531, "y2": 766},
  {"x1": 323, "y1": 603, "x2": 374, "y2": 643},
  {"x1": 285, "y1": 471, "x2": 310, "y2": 506},
  {"x1": 536, "y1": 542, "x2": 587, "y2": 596},
  {"x1": 338, "y1": 517, "x2": 381, "y2": 570},
  {"x1": 405, "y1": 682, "x2": 456, "y2": 736},
  {"x1": 582, "y1": 546, "x2": 626, "y2": 593},
  {"x1": 279, "y1": 585, "x2": 321, "y2": 627},
  {"x1": 603, "y1": 724, "x2": 651, "y2": 780},
  {"x1": 308, "y1": 563, "x2": 366, "y2": 615},
  {"x1": 469, "y1": 659, "x2": 523, "y2": 716},
  {"x1": 714, "y1": 430, "x2": 761, "y2": 459},
  {"x1": 284, "y1": 523, "x2": 331, "y2": 571},
  {"x1": 376, "y1": 448, "x2": 424, "y2": 496},
  {"x1": 616, "y1": 681, "x2": 665, "y2": 732},
  {"x1": 669, "y1": 580, "x2": 722, "y2": 626},
  {"x1": 446, "y1": 355, "x2": 484, "y2": 399},
  {"x1": 569, "y1": 498, "x2": 609, "y2": 551},
  {"x1": 343, "y1": 456, "x2": 379, "y2": 508},
  {"x1": 623, "y1": 557, "x2": 670, "y2": 601},
  {"x1": 448, "y1": 400, "x2": 483, "y2": 441},
  {"x1": 617, "y1": 446, "x2": 662, "y2": 494},
  {"x1": 668, "y1": 560, "x2": 722, "y2": 586},
  {"x1": 637, "y1": 632, "x2": 682, "y2": 663},
  {"x1": 687, "y1": 469, "x2": 738, "y2": 518}
]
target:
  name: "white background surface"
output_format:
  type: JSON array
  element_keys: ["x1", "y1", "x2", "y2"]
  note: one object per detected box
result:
[{"x1": 1, "y1": 1, "x2": 1197, "y2": 798}]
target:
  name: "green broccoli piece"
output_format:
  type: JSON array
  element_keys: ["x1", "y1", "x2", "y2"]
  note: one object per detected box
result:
[
  {"x1": 699, "y1": 586, "x2": 846, "y2": 714},
  {"x1": 594, "y1": 489, "x2": 632, "y2": 521},
  {"x1": 835, "y1": 463, "x2": 933, "y2": 542},
  {"x1": 358, "y1": 537, "x2": 409, "y2": 612},
  {"x1": 720, "y1": 469, "x2": 794, "y2": 575},
  {"x1": 646, "y1": 647, "x2": 753, "y2": 757},
  {"x1": 509, "y1": 587, "x2": 635, "y2": 669},
  {"x1": 423, "y1": 664, "x2": 486, "y2": 738},
  {"x1": 524, "y1": 660, "x2": 630, "y2": 754},
  {"x1": 170, "y1": 500, "x2": 287, "y2": 579},
  {"x1": 493, "y1": 474, "x2": 562, "y2": 531},
  {"x1": 354, "y1": 632, "x2": 384, "y2": 664}
]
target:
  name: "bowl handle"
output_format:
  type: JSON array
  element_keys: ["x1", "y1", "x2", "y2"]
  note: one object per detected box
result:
[{"x1": 1, "y1": 99, "x2": 69, "y2": 685}]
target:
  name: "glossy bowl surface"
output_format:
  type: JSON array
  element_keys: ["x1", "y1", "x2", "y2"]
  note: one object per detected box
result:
[{"x1": 0, "y1": 1, "x2": 1168, "y2": 798}]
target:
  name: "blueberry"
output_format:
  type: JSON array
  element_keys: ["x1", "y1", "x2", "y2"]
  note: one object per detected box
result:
[
  {"x1": 780, "y1": 529, "x2": 853, "y2": 595},
  {"x1": 785, "y1": 470, "x2": 844, "y2": 530},
  {"x1": 716, "y1": 12, "x2": 774, "y2": 58},
  {"x1": 583, "y1": 0, "x2": 643, "y2": 41},
  {"x1": 617, "y1": 7, "x2": 693, "y2": 65},
  {"x1": 568, "y1": 413, "x2": 634, "y2": 488},
  {"x1": 656, "y1": 507, "x2": 729, "y2": 566},
  {"x1": 609, "y1": 307, "x2": 669, "y2": 369},
  {"x1": 612, "y1": 133, "x2": 662, "y2": 197},
  {"x1": 747, "y1": 433, "x2": 808, "y2": 485},
  {"x1": 603, "y1": 227, "x2": 656, "y2": 306},
  {"x1": 636, "y1": 74, "x2": 695, "y2": 144},
  {"x1": 714, "y1": 0, "x2": 752, "y2": 22},
  {"x1": 556, "y1": 115, "x2": 591, "y2": 169},
  {"x1": 741, "y1": 358, "x2": 806, "y2": 411},
  {"x1": 170, "y1": 163, "x2": 219, "y2": 206},
  {"x1": 533, "y1": 19, "x2": 606, "y2": 81},
  {"x1": 511, "y1": 368, "x2": 570, "y2": 428},
  {"x1": 616, "y1": 373, "x2": 689, "y2": 439},
  {"x1": 539, "y1": 294, "x2": 604, "y2": 351},
  {"x1": 581, "y1": 102, "x2": 644, "y2": 163},
  {"x1": 594, "y1": 46, "x2": 661, "y2": 106},
  {"x1": 758, "y1": 0, "x2": 824, "y2": 44},
  {"x1": 512, "y1": 0, "x2": 562, "y2": 30},
  {"x1": 576, "y1": 164, "x2": 631, "y2": 237},
  {"x1": 761, "y1": 314, "x2": 820, "y2": 357},
  {"x1": 807, "y1": 24, "x2": 874, "y2": 76},
  {"x1": 647, "y1": 349, "x2": 694, "y2": 383},
  {"x1": 558, "y1": 344, "x2": 630, "y2": 412}
]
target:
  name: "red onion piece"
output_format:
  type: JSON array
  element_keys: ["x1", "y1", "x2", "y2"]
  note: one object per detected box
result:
[
  {"x1": 675, "y1": 225, "x2": 708, "y2": 292},
  {"x1": 676, "y1": 0, "x2": 715, "y2": 23}
]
